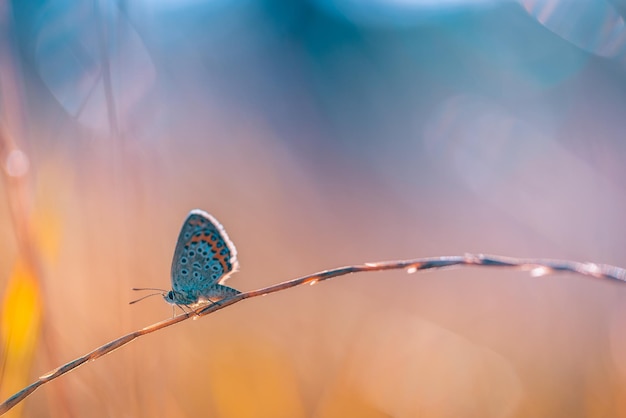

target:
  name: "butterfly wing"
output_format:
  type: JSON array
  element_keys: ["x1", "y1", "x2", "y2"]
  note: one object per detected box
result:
[{"x1": 170, "y1": 210, "x2": 239, "y2": 301}]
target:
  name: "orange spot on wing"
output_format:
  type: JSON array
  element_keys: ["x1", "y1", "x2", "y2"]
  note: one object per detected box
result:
[
  {"x1": 189, "y1": 235, "x2": 205, "y2": 244},
  {"x1": 212, "y1": 252, "x2": 230, "y2": 272}
]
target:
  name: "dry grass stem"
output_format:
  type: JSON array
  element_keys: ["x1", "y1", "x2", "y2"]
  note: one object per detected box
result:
[{"x1": 1, "y1": 253, "x2": 625, "y2": 414}]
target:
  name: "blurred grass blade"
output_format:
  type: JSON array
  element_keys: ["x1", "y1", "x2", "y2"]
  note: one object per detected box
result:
[{"x1": 0, "y1": 260, "x2": 42, "y2": 417}]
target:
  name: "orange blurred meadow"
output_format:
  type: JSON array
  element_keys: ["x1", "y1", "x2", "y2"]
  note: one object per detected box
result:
[{"x1": 2, "y1": 0, "x2": 626, "y2": 417}]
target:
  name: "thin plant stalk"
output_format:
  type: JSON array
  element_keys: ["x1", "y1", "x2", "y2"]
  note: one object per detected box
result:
[{"x1": 0, "y1": 253, "x2": 625, "y2": 415}]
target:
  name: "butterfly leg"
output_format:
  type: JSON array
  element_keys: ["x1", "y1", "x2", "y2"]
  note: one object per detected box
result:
[{"x1": 172, "y1": 304, "x2": 191, "y2": 317}]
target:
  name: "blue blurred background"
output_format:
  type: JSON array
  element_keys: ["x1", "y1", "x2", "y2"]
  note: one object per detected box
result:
[{"x1": 2, "y1": 0, "x2": 626, "y2": 416}]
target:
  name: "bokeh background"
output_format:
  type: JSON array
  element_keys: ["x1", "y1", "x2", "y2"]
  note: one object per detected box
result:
[{"x1": 2, "y1": 0, "x2": 626, "y2": 416}]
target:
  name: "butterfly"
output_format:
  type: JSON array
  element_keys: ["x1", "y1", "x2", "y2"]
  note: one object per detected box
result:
[{"x1": 132, "y1": 209, "x2": 240, "y2": 309}]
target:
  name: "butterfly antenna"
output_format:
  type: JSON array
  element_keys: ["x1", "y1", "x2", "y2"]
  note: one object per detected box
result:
[
  {"x1": 129, "y1": 292, "x2": 164, "y2": 305},
  {"x1": 132, "y1": 287, "x2": 167, "y2": 292}
]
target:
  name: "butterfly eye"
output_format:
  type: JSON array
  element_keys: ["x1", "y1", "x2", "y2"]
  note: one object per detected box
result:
[{"x1": 167, "y1": 291, "x2": 174, "y2": 300}]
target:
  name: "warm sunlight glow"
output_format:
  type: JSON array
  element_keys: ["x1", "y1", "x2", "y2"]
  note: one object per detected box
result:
[
  {"x1": 585, "y1": 262, "x2": 600, "y2": 275},
  {"x1": 530, "y1": 266, "x2": 551, "y2": 277},
  {"x1": 5, "y1": 149, "x2": 29, "y2": 177}
]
